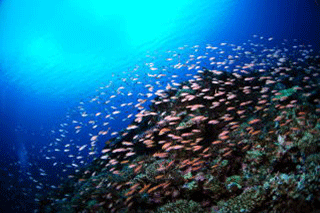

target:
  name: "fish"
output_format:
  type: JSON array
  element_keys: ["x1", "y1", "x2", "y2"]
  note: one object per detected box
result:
[{"x1": 28, "y1": 36, "x2": 320, "y2": 213}]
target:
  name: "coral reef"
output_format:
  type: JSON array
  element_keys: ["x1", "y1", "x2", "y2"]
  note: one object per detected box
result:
[{"x1": 38, "y1": 44, "x2": 320, "y2": 213}]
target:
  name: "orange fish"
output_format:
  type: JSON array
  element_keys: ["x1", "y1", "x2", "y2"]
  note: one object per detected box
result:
[
  {"x1": 223, "y1": 150, "x2": 233, "y2": 157},
  {"x1": 162, "y1": 142, "x2": 172, "y2": 150},
  {"x1": 248, "y1": 118, "x2": 261, "y2": 124},
  {"x1": 153, "y1": 152, "x2": 168, "y2": 158},
  {"x1": 212, "y1": 140, "x2": 222, "y2": 145},
  {"x1": 159, "y1": 128, "x2": 171, "y2": 136},
  {"x1": 139, "y1": 184, "x2": 151, "y2": 193}
]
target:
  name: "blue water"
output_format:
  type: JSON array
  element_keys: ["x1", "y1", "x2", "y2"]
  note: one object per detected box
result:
[{"x1": 0, "y1": 0, "x2": 319, "y2": 212}]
